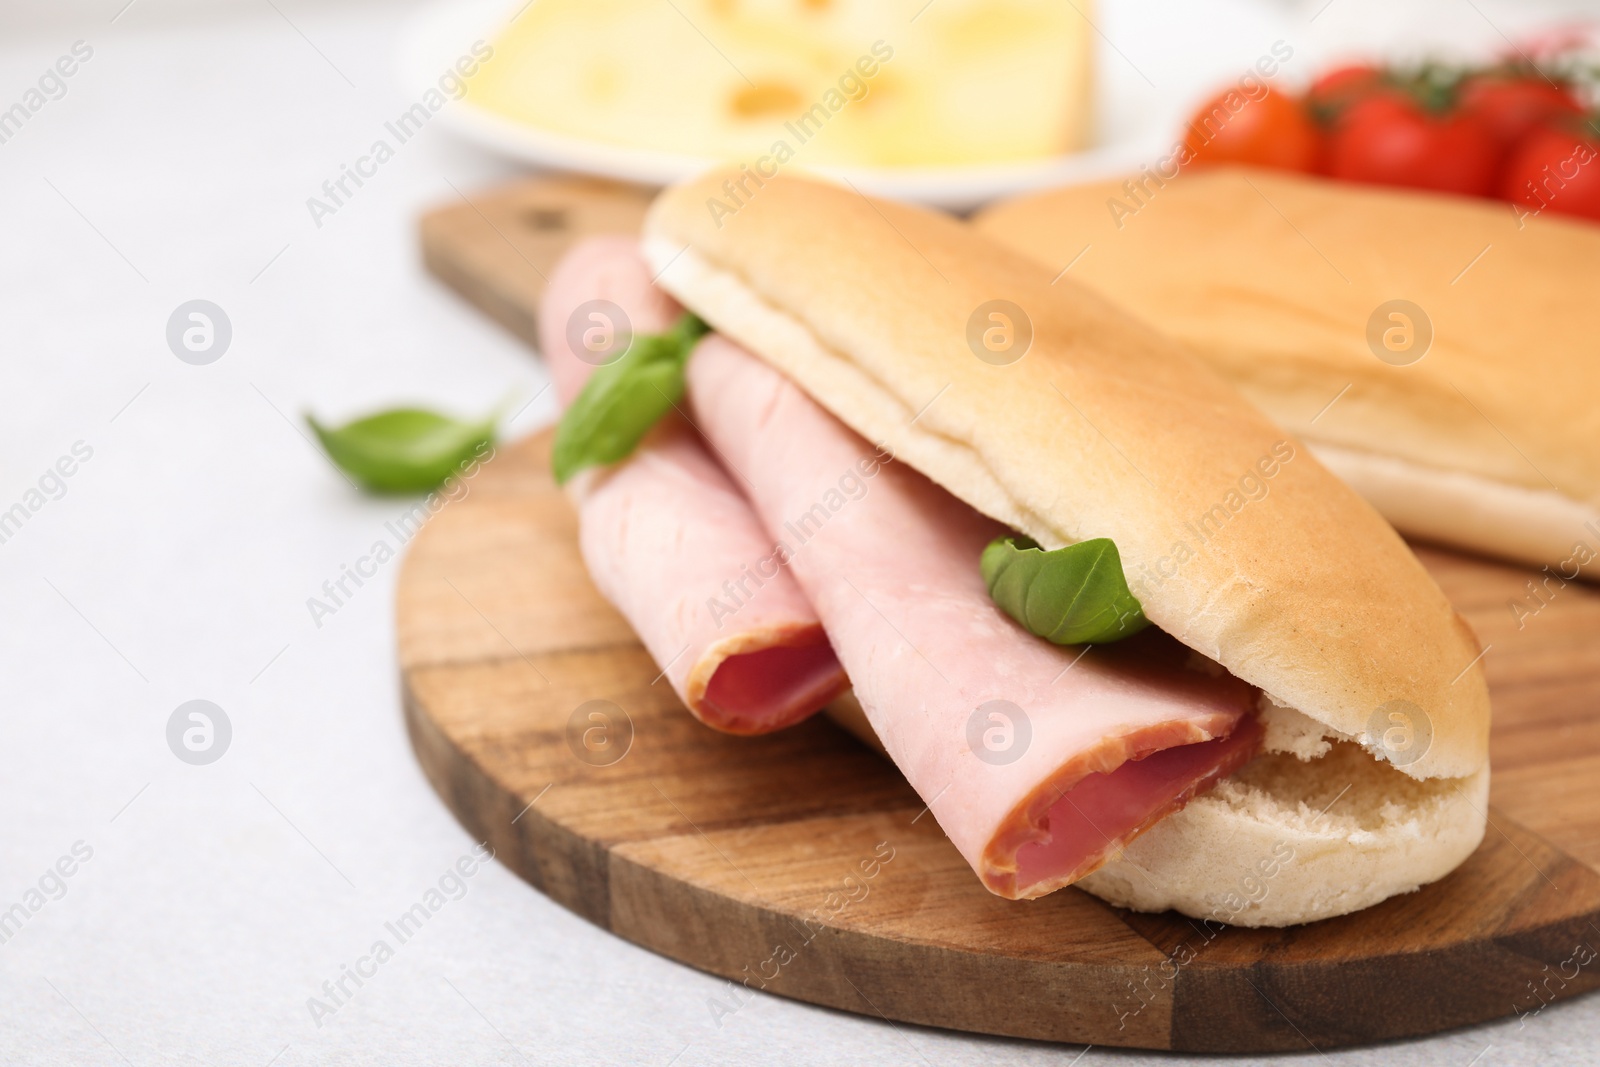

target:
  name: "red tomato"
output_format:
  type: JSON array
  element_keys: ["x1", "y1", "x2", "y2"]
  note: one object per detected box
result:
[
  {"x1": 1327, "y1": 93, "x2": 1498, "y2": 196},
  {"x1": 1500, "y1": 121, "x2": 1600, "y2": 222},
  {"x1": 1457, "y1": 74, "x2": 1584, "y2": 153},
  {"x1": 1306, "y1": 63, "x2": 1384, "y2": 121},
  {"x1": 1182, "y1": 87, "x2": 1321, "y2": 172}
]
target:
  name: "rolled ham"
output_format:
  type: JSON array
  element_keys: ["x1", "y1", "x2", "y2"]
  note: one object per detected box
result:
[
  {"x1": 686, "y1": 335, "x2": 1262, "y2": 898},
  {"x1": 539, "y1": 238, "x2": 847, "y2": 733}
]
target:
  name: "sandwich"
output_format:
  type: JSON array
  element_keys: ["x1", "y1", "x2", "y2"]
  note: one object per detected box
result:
[
  {"x1": 975, "y1": 166, "x2": 1600, "y2": 583},
  {"x1": 542, "y1": 168, "x2": 1491, "y2": 927}
]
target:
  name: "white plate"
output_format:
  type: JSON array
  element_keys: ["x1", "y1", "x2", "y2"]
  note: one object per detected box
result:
[{"x1": 396, "y1": 0, "x2": 1200, "y2": 211}]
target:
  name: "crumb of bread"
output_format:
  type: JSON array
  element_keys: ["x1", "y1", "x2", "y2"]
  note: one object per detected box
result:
[{"x1": 1257, "y1": 692, "x2": 1354, "y2": 761}]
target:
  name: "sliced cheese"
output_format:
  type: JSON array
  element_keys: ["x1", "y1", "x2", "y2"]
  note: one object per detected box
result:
[{"x1": 466, "y1": 0, "x2": 1093, "y2": 167}]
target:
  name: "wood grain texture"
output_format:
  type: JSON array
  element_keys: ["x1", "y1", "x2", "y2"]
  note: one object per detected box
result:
[
  {"x1": 397, "y1": 430, "x2": 1600, "y2": 1053},
  {"x1": 419, "y1": 176, "x2": 652, "y2": 350},
  {"x1": 406, "y1": 178, "x2": 1600, "y2": 1051}
]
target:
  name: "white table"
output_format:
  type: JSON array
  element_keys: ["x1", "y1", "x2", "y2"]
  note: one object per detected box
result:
[{"x1": 1, "y1": 1, "x2": 1595, "y2": 1063}]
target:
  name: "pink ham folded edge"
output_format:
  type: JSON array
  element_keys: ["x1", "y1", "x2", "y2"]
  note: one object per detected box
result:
[
  {"x1": 686, "y1": 334, "x2": 1262, "y2": 898},
  {"x1": 538, "y1": 237, "x2": 847, "y2": 734}
]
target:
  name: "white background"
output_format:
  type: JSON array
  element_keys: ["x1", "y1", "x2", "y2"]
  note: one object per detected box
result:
[{"x1": 0, "y1": 0, "x2": 1596, "y2": 1063}]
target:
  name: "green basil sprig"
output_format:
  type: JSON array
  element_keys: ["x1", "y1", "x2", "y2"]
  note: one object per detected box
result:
[
  {"x1": 308, "y1": 407, "x2": 496, "y2": 494},
  {"x1": 980, "y1": 535, "x2": 1150, "y2": 645},
  {"x1": 552, "y1": 313, "x2": 709, "y2": 485}
]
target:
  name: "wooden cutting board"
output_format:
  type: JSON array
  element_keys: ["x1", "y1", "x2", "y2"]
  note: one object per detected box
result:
[{"x1": 404, "y1": 178, "x2": 1600, "y2": 1053}]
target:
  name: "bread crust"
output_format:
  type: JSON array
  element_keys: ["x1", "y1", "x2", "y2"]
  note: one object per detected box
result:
[
  {"x1": 974, "y1": 168, "x2": 1600, "y2": 570},
  {"x1": 1312, "y1": 442, "x2": 1600, "y2": 571},
  {"x1": 646, "y1": 168, "x2": 1490, "y2": 780},
  {"x1": 1077, "y1": 752, "x2": 1490, "y2": 927}
]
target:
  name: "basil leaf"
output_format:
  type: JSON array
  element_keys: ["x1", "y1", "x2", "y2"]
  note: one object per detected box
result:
[
  {"x1": 308, "y1": 407, "x2": 495, "y2": 494},
  {"x1": 980, "y1": 535, "x2": 1150, "y2": 645},
  {"x1": 551, "y1": 313, "x2": 709, "y2": 484}
]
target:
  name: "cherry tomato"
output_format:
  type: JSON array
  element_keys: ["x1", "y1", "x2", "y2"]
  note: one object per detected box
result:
[
  {"x1": 1306, "y1": 63, "x2": 1384, "y2": 122},
  {"x1": 1182, "y1": 87, "x2": 1321, "y2": 172},
  {"x1": 1326, "y1": 93, "x2": 1498, "y2": 196},
  {"x1": 1500, "y1": 120, "x2": 1600, "y2": 222},
  {"x1": 1457, "y1": 73, "x2": 1584, "y2": 154}
]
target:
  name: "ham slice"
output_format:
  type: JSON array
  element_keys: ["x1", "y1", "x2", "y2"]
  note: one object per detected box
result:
[
  {"x1": 686, "y1": 335, "x2": 1262, "y2": 897},
  {"x1": 539, "y1": 238, "x2": 847, "y2": 733}
]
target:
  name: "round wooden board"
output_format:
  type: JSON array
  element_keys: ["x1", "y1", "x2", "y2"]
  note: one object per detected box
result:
[{"x1": 396, "y1": 428, "x2": 1600, "y2": 1054}]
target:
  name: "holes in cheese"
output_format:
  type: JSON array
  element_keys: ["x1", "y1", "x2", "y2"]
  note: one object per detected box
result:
[{"x1": 730, "y1": 81, "x2": 805, "y2": 120}]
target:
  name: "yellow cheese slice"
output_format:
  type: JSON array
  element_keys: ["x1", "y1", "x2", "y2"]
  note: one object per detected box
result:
[{"x1": 465, "y1": 0, "x2": 1094, "y2": 167}]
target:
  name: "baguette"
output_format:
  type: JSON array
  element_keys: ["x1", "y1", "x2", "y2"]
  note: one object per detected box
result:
[
  {"x1": 643, "y1": 168, "x2": 1491, "y2": 925},
  {"x1": 975, "y1": 167, "x2": 1600, "y2": 579}
]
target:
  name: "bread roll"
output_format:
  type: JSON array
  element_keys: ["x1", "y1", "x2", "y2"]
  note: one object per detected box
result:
[
  {"x1": 975, "y1": 167, "x2": 1600, "y2": 580},
  {"x1": 644, "y1": 168, "x2": 1491, "y2": 924}
]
